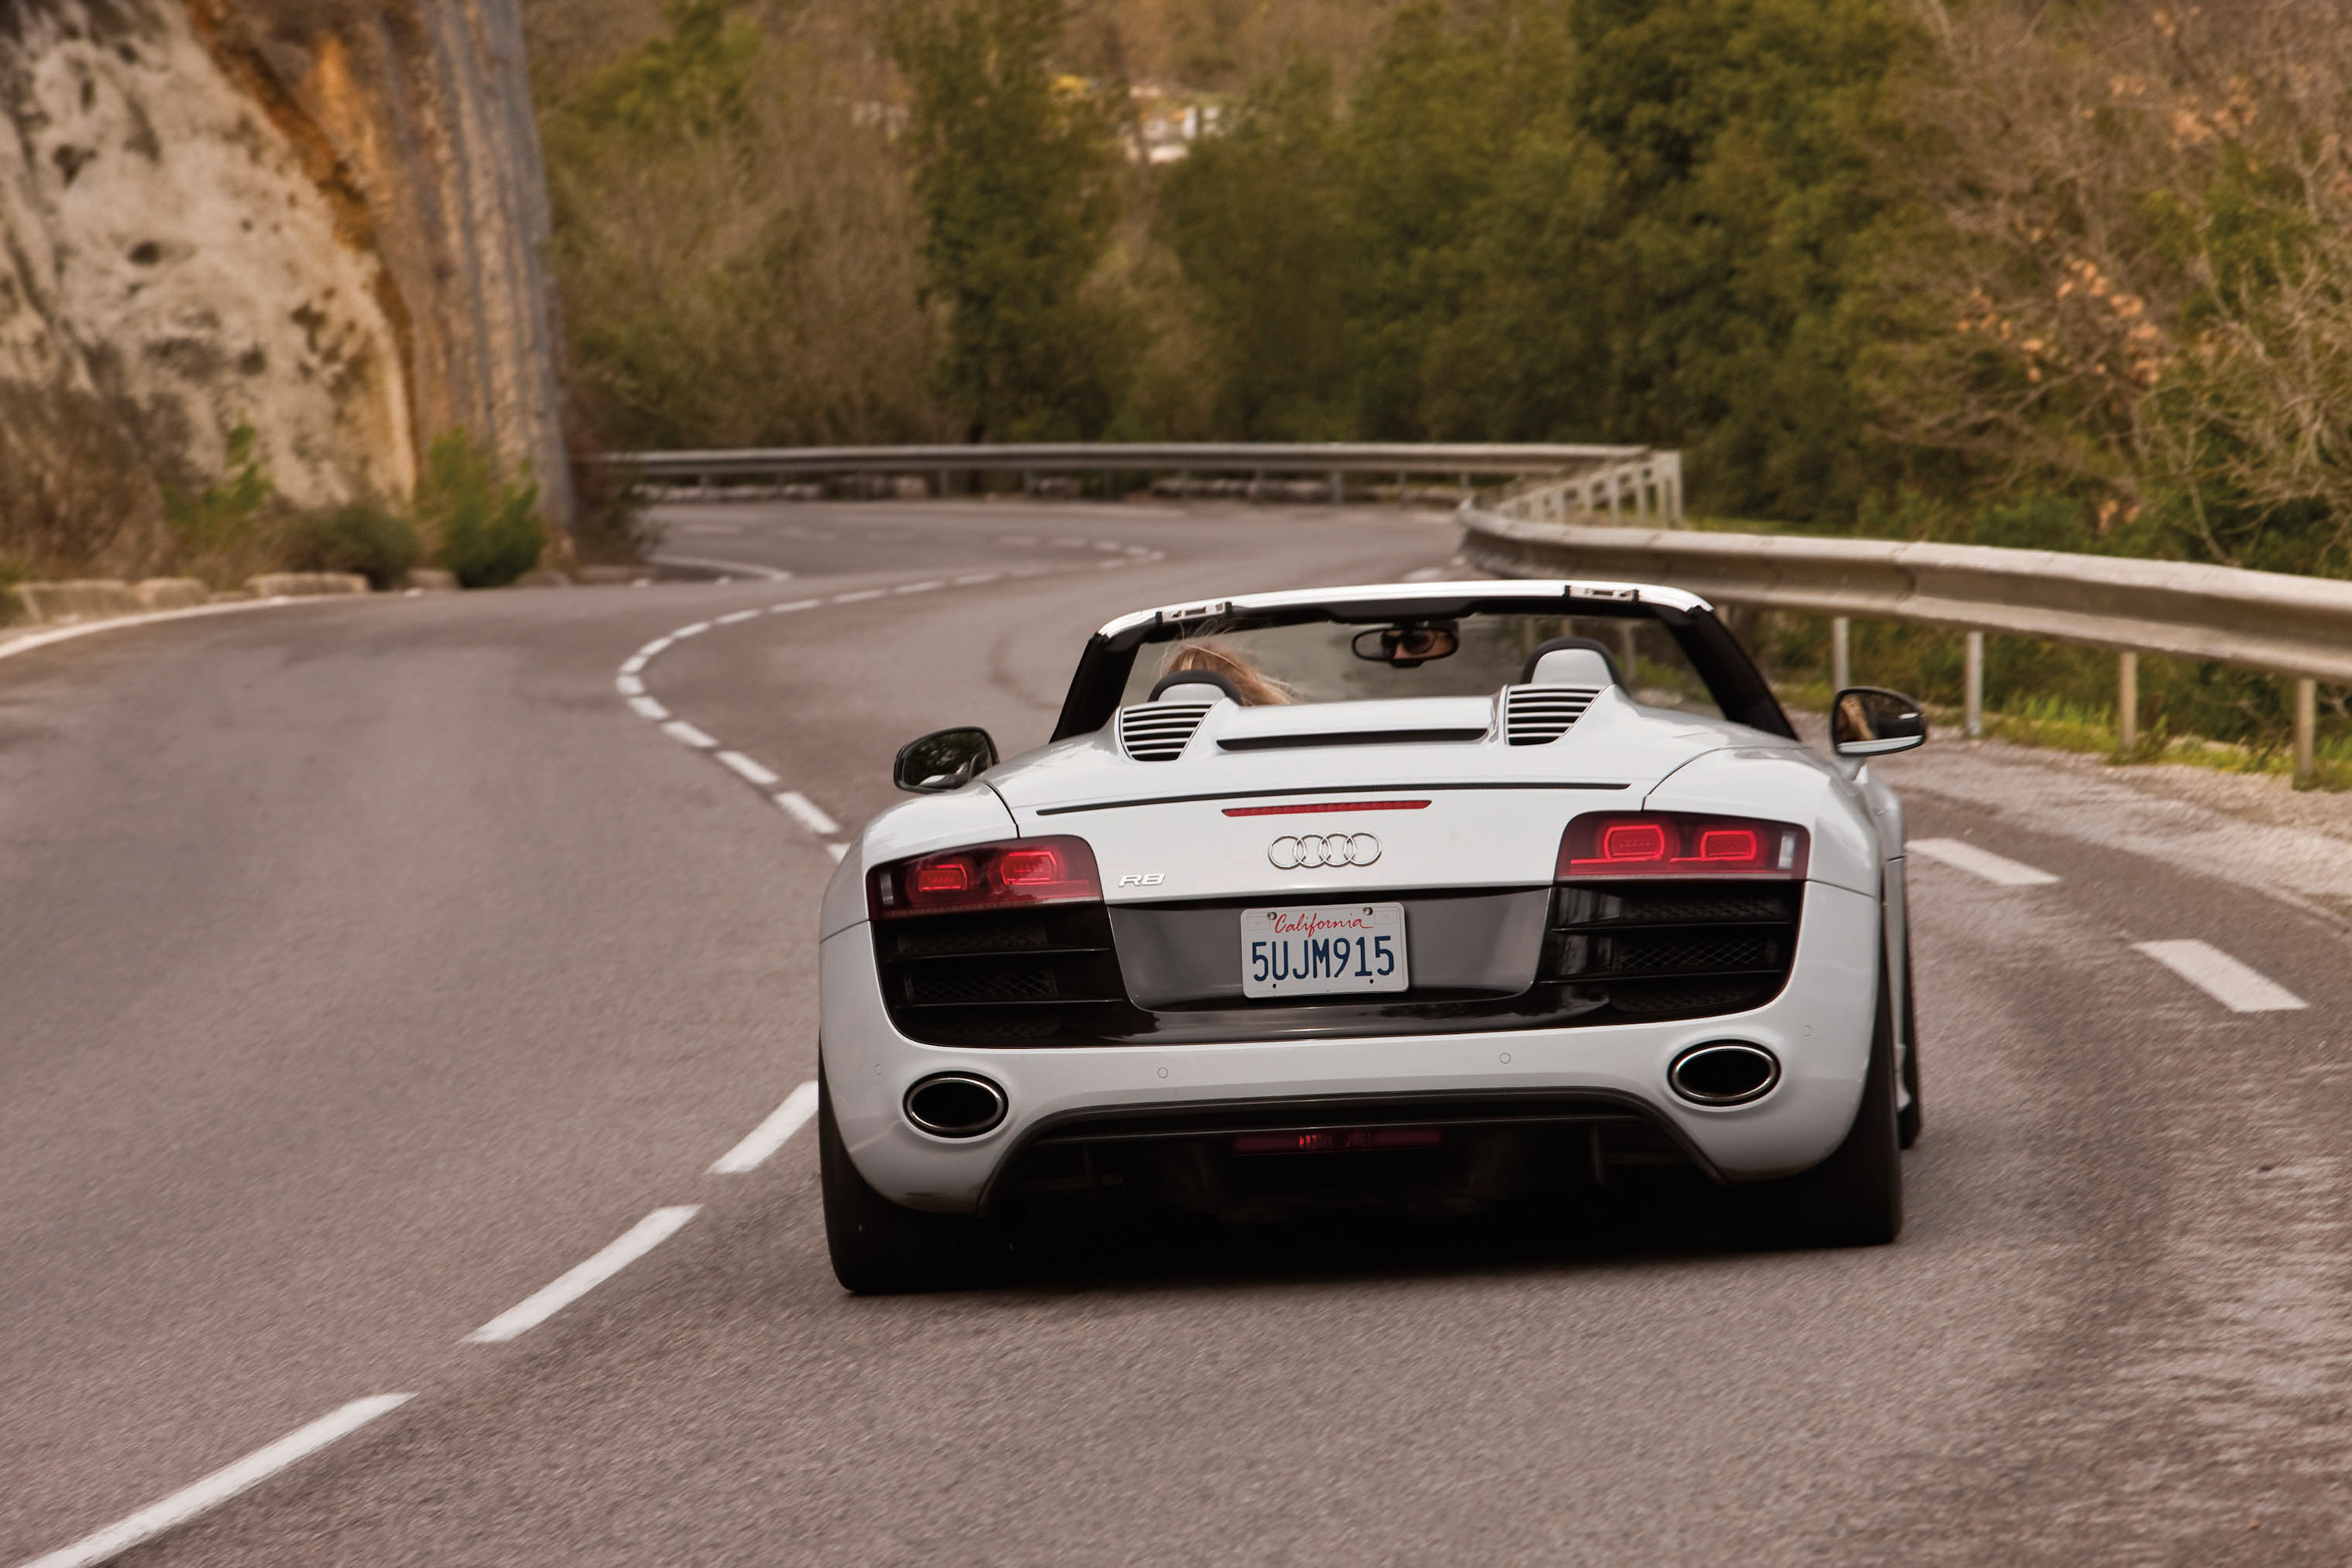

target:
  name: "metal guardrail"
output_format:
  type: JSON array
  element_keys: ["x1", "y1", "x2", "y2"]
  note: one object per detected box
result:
[
  {"x1": 1461, "y1": 496, "x2": 2350, "y2": 782},
  {"x1": 604, "y1": 442, "x2": 1683, "y2": 521}
]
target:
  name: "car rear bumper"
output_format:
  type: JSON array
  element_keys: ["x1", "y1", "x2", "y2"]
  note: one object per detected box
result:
[{"x1": 818, "y1": 880, "x2": 1881, "y2": 1211}]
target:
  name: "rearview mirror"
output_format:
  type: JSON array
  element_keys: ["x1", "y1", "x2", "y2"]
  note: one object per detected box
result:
[
  {"x1": 1831, "y1": 688, "x2": 1927, "y2": 757},
  {"x1": 894, "y1": 727, "x2": 999, "y2": 793}
]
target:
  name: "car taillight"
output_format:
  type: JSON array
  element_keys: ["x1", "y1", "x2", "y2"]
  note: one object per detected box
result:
[
  {"x1": 1557, "y1": 813, "x2": 1808, "y2": 879},
  {"x1": 869, "y1": 836, "x2": 1104, "y2": 919}
]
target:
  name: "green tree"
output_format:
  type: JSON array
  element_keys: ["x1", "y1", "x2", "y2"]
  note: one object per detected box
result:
[{"x1": 891, "y1": 0, "x2": 1136, "y2": 440}]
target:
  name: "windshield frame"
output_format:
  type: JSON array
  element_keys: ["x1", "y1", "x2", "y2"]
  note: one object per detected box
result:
[{"x1": 1050, "y1": 589, "x2": 1795, "y2": 742}]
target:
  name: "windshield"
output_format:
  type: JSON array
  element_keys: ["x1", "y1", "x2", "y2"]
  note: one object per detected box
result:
[{"x1": 1117, "y1": 612, "x2": 1722, "y2": 718}]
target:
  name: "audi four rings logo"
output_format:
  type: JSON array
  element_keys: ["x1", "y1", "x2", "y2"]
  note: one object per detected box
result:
[{"x1": 1269, "y1": 833, "x2": 1381, "y2": 869}]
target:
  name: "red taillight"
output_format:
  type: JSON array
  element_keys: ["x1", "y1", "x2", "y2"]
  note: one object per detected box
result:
[
  {"x1": 869, "y1": 836, "x2": 1102, "y2": 919},
  {"x1": 1559, "y1": 813, "x2": 1807, "y2": 879},
  {"x1": 1231, "y1": 1127, "x2": 1444, "y2": 1155}
]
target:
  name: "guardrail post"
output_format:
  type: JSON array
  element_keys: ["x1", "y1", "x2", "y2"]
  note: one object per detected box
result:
[
  {"x1": 2117, "y1": 652, "x2": 2139, "y2": 754},
  {"x1": 1965, "y1": 632, "x2": 1984, "y2": 739},
  {"x1": 1831, "y1": 617, "x2": 1851, "y2": 692},
  {"x1": 2294, "y1": 677, "x2": 2318, "y2": 787},
  {"x1": 1330, "y1": 470, "x2": 1344, "y2": 505}
]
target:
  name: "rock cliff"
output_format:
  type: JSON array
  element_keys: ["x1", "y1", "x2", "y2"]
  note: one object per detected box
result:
[{"x1": 0, "y1": 0, "x2": 568, "y2": 524}]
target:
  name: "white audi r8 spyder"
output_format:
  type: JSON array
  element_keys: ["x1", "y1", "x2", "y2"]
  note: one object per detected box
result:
[{"x1": 815, "y1": 579, "x2": 1927, "y2": 1291}]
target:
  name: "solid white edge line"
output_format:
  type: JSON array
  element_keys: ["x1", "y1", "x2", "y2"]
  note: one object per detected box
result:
[
  {"x1": 0, "y1": 594, "x2": 355, "y2": 667},
  {"x1": 652, "y1": 555, "x2": 793, "y2": 582},
  {"x1": 18, "y1": 1394, "x2": 415, "y2": 1568},
  {"x1": 464, "y1": 1207, "x2": 702, "y2": 1344},
  {"x1": 627, "y1": 695, "x2": 670, "y2": 721},
  {"x1": 716, "y1": 750, "x2": 781, "y2": 787},
  {"x1": 2132, "y1": 940, "x2": 2309, "y2": 1013},
  {"x1": 773, "y1": 790, "x2": 841, "y2": 836},
  {"x1": 1907, "y1": 838, "x2": 2060, "y2": 887},
  {"x1": 662, "y1": 720, "x2": 719, "y2": 749},
  {"x1": 708, "y1": 1081, "x2": 822, "y2": 1174}
]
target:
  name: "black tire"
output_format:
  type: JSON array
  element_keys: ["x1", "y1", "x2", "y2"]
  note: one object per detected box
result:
[
  {"x1": 1787, "y1": 945, "x2": 1904, "y2": 1247},
  {"x1": 1896, "y1": 924, "x2": 1923, "y2": 1150},
  {"x1": 818, "y1": 1065, "x2": 1008, "y2": 1294}
]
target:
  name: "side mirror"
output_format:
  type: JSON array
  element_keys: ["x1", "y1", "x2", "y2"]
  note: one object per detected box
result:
[
  {"x1": 894, "y1": 727, "x2": 998, "y2": 793},
  {"x1": 1831, "y1": 688, "x2": 1928, "y2": 757}
]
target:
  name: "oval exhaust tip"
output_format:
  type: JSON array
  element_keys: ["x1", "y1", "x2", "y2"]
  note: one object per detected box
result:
[
  {"x1": 904, "y1": 1073, "x2": 1008, "y2": 1138},
  {"x1": 1668, "y1": 1043, "x2": 1780, "y2": 1107}
]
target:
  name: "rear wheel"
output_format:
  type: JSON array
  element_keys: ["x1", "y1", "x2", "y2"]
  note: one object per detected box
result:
[
  {"x1": 818, "y1": 1065, "x2": 1007, "y2": 1294},
  {"x1": 1786, "y1": 946, "x2": 1904, "y2": 1247}
]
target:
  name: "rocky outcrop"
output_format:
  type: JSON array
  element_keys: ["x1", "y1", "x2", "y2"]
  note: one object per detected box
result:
[{"x1": 0, "y1": 0, "x2": 568, "y2": 522}]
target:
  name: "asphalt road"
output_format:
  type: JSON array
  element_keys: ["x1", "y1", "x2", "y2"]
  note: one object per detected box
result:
[{"x1": 5, "y1": 500, "x2": 2352, "y2": 1565}]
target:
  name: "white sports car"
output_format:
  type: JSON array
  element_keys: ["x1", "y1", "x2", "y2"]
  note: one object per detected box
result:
[{"x1": 816, "y1": 579, "x2": 1926, "y2": 1290}]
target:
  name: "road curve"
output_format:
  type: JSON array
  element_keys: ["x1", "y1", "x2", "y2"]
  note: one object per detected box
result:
[{"x1": 4, "y1": 501, "x2": 2350, "y2": 1565}]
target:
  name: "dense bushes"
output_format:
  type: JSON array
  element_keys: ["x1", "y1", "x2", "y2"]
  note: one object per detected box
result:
[{"x1": 416, "y1": 434, "x2": 548, "y2": 588}]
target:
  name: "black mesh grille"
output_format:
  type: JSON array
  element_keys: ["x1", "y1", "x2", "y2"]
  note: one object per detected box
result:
[
  {"x1": 1544, "y1": 880, "x2": 1800, "y2": 1020},
  {"x1": 874, "y1": 906, "x2": 1142, "y2": 1045}
]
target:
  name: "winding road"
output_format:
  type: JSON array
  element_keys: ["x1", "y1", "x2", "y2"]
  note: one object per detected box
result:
[{"x1": 6, "y1": 501, "x2": 2352, "y2": 1565}]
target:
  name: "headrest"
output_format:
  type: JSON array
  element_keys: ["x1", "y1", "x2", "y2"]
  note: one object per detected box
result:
[
  {"x1": 1149, "y1": 669, "x2": 1240, "y2": 703},
  {"x1": 1520, "y1": 636, "x2": 1622, "y2": 688}
]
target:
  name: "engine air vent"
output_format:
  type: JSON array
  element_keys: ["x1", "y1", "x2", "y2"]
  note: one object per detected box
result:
[
  {"x1": 1118, "y1": 701, "x2": 1216, "y2": 761},
  {"x1": 1502, "y1": 685, "x2": 1602, "y2": 746}
]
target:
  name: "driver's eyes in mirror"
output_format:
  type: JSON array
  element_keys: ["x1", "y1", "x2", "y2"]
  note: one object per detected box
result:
[{"x1": 1350, "y1": 624, "x2": 1461, "y2": 667}]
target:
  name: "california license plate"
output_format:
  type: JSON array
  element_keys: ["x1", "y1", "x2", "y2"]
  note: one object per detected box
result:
[{"x1": 1241, "y1": 904, "x2": 1409, "y2": 998}]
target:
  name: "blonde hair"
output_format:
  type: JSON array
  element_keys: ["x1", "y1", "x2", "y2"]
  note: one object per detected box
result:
[{"x1": 1160, "y1": 640, "x2": 1294, "y2": 706}]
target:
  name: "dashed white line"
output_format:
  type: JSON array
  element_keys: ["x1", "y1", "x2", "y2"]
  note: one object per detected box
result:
[
  {"x1": 716, "y1": 750, "x2": 781, "y2": 787},
  {"x1": 770, "y1": 598, "x2": 822, "y2": 613},
  {"x1": 672, "y1": 621, "x2": 712, "y2": 638},
  {"x1": 615, "y1": 674, "x2": 644, "y2": 697},
  {"x1": 465, "y1": 1207, "x2": 702, "y2": 1344},
  {"x1": 637, "y1": 637, "x2": 673, "y2": 658},
  {"x1": 627, "y1": 695, "x2": 670, "y2": 722},
  {"x1": 893, "y1": 580, "x2": 945, "y2": 594},
  {"x1": 1908, "y1": 838, "x2": 2060, "y2": 887},
  {"x1": 2133, "y1": 940, "x2": 2308, "y2": 1013},
  {"x1": 826, "y1": 843, "x2": 850, "y2": 862},
  {"x1": 20, "y1": 1395, "x2": 416, "y2": 1568},
  {"x1": 717, "y1": 609, "x2": 762, "y2": 625},
  {"x1": 661, "y1": 720, "x2": 719, "y2": 749},
  {"x1": 953, "y1": 573, "x2": 1000, "y2": 586},
  {"x1": 774, "y1": 791, "x2": 841, "y2": 837},
  {"x1": 619, "y1": 655, "x2": 648, "y2": 674},
  {"x1": 708, "y1": 1081, "x2": 822, "y2": 1174},
  {"x1": 832, "y1": 589, "x2": 885, "y2": 603}
]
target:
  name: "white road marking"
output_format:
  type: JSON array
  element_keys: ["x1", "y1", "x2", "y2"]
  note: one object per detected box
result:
[
  {"x1": 0, "y1": 593, "x2": 359, "y2": 666},
  {"x1": 770, "y1": 598, "x2": 822, "y2": 613},
  {"x1": 708, "y1": 1081, "x2": 822, "y2": 1174},
  {"x1": 832, "y1": 589, "x2": 885, "y2": 603},
  {"x1": 628, "y1": 695, "x2": 670, "y2": 722},
  {"x1": 953, "y1": 573, "x2": 1000, "y2": 586},
  {"x1": 615, "y1": 674, "x2": 644, "y2": 697},
  {"x1": 717, "y1": 609, "x2": 761, "y2": 625},
  {"x1": 716, "y1": 750, "x2": 780, "y2": 786},
  {"x1": 672, "y1": 621, "x2": 712, "y2": 638},
  {"x1": 826, "y1": 843, "x2": 850, "y2": 862},
  {"x1": 2133, "y1": 940, "x2": 2308, "y2": 1013},
  {"x1": 662, "y1": 720, "x2": 719, "y2": 749},
  {"x1": 637, "y1": 637, "x2": 673, "y2": 658},
  {"x1": 19, "y1": 1395, "x2": 415, "y2": 1568},
  {"x1": 774, "y1": 791, "x2": 840, "y2": 836},
  {"x1": 465, "y1": 1207, "x2": 702, "y2": 1344},
  {"x1": 1908, "y1": 838, "x2": 2060, "y2": 887},
  {"x1": 654, "y1": 555, "x2": 793, "y2": 582},
  {"x1": 1403, "y1": 566, "x2": 1448, "y2": 582},
  {"x1": 893, "y1": 580, "x2": 945, "y2": 594},
  {"x1": 619, "y1": 655, "x2": 648, "y2": 674}
]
